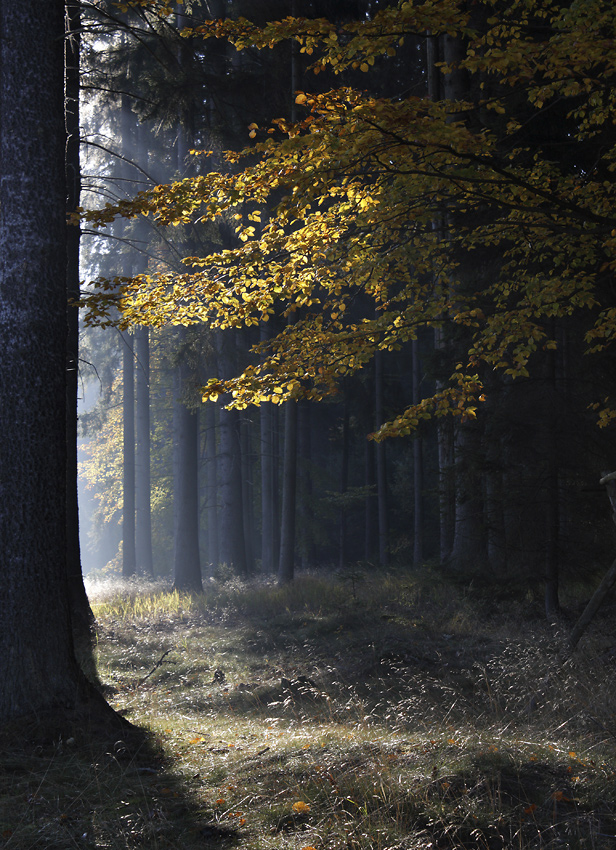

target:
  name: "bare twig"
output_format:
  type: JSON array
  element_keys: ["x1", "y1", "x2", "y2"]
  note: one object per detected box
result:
[{"x1": 137, "y1": 648, "x2": 175, "y2": 686}]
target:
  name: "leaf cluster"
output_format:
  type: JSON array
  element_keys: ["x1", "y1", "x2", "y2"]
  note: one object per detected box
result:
[{"x1": 82, "y1": 0, "x2": 616, "y2": 435}]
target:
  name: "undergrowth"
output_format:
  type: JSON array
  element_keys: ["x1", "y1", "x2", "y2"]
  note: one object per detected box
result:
[{"x1": 2, "y1": 570, "x2": 616, "y2": 849}]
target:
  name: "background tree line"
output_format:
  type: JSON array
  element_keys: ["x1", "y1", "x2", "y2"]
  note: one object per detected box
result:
[{"x1": 78, "y1": 0, "x2": 616, "y2": 620}]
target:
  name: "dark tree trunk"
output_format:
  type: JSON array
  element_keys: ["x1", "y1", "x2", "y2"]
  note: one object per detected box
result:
[
  {"x1": 0, "y1": 0, "x2": 112, "y2": 721},
  {"x1": 122, "y1": 332, "x2": 137, "y2": 577},
  {"x1": 298, "y1": 400, "x2": 316, "y2": 569},
  {"x1": 364, "y1": 438, "x2": 378, "y2": 562},
  {"x1": 339, "y1": 403, "x2": 350, "y2": 571},
  {"x1": 412, "y1": 339, "x2": 424, "y2": 565},
  {"x1": 260, "y1": 399, "x2": 276, "y2": 573},
  {"x1": 449, "y1": 423, "x2": 488, "y2": 572},
  {"x1": 241, "y1": 415, "x2": 255, "y2": 574},
  {"x1": 204, "y1": 399, "x2": 219, "y2": 571},
  {"x1": 438, "y1": 415, "x2": 456, "y2": 562},
  {"x1": 278, "y1": 401, "x2": 298, "y2": 584},
  {"x1": 135, "y1": 326, "x2": 154, "y2": 576},
  {"x1": 544, "y1": 341, "x2": 560, "y2": 618},
  {"x1": 216, "y1": 333, "x2": 247, "y2": 576},
  {"x1": 65, "y1": 0, "x2": 96, "y2": 664},
  {"x1": 375, "y1": 351, "x2": 388, "y2": 566},
  {"x1": 172, "y1": 340, "x2": 203, "y2": 593},
  {"x1": 218, "y1": 405, "x2": 247, "y2": 575}
]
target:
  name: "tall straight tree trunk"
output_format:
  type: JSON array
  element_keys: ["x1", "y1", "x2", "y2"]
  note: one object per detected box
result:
[
  {"x1": 375, "y1": 350, "x2": 388, "y2": 566},
  {"x1": 339, "y1": 402, "x2": 350, "y2": 571},
  {"x1": 65, "y1": 0, "x2": 96, "y2": 664},
  {"x1": 217, "y1": 332, "x2": 247, "y2": 575},
  {"x1": 135, "y1": 326, "x2": 154, "y2": 576},
  {"x1": 278, "y1": 400, "x2": 298, "y2": 584},
  {"x1": 412, "y1": 338, "x2": 424, "y2": 565},
  {"x1": 241, "y1": 415, "x2": 255, "y2": 574},
  {"x1": 122, "y1": 332, "x2": 136, "y2": 577},
  {"x1": 218, "y1": 405, "x2": 247, "y2": 575},
  {"x1": 544, "y1": 334, "x2": 560, "y2": 618},
  {"x1": 260, "y1": 399, "x2": 276, "y2": 573},
  {"x1": 0, "y1": 0, "x2": 116, "y2": 721},
  {"x1": 364, "y1": 438, "x2": 378, "y2": 562},
  {"x1": 204, "y1": 399, "x2": 219, "y2": 571},
  {"x1": 449, "y1": 423, "x2": 488, "y2": 572},
  {"x1": 298, "y1": 400, "x2": 316, "y2": 568},
  {"x1": 172, "y1": 349, "x2": 202, "y2": 592}
]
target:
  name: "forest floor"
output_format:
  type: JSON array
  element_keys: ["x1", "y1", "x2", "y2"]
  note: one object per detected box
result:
[{"x1": 2, "y1": 569, "x2": 616, "y2": 849}]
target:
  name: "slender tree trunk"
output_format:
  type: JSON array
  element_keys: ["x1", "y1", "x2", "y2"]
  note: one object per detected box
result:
[
  {"x1": 449, "y1": 423, "x2": 488, "y2": 572},
  {"x1": 172, "y1": 352, "x2": 203, "y2": 592},
  {"x1": 241, "y1": 415, "x2": 255, "y2": 574},
  {"x1": 484, "y1": 429, "x2": 507, "y2": 574},
  {"x1": 204, "y1": 399, "x2": 219, "y2": 571},
  {"x1": 375, "y1": 351, "x2": 388, "y2": 566},
  {"x1": 260, "y1": 399, "x2": 275, "y2": 573},
  {"x1": 298, "y1": 400, "x2": 316, "y2": 568},
  {"x1": 218, "y1": 405, "x2": 247, "y2": 575},
  {"x1": 122, "y1": 332, "x2": 136, "y2": 577},
  {"x1": 135, "y1": 326, "x2": 154, "y2": 576},
  {"x1": 339, "y1": 402, "x2": 350, "y2": 571},
  {"x1": 365, "y1": 438, "x2": 378, "y2": 562},
  {"x1": 216, "y1": 333, "x2": 247, "y2": 575},
  {"x1": 412, "y1": 339, "x2": 424, "y2": 565},
  {"x1": 544, "y1": 336, "x2": 560, "y2": 617},
  {"x1": 278, "y1": 401, "x2": 298, "y2": 584}
]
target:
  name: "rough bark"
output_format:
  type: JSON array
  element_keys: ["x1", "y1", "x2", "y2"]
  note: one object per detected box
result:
[{"x1": 0, "y1": 0, "x2": 116, "y2": 724}]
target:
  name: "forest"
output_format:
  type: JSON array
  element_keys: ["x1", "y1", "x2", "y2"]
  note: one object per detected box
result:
[
  {"x1": 2, "y1": 0, "x2": 616, "y2": 847},
  {"x1": 77, "y1": 0, "x2": 616, "y2": 616}
]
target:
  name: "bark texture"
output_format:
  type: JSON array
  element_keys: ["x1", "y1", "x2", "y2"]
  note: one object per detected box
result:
[{"x1": 0, "y1": 0, "x2": 90, "y2": 718}]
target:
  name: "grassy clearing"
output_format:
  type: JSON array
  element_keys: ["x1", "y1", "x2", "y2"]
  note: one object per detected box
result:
[{"x1": 2, "y1": 570, "x2": 616, "y2": 849}]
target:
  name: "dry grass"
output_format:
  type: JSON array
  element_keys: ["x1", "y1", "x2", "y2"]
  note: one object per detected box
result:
[{"x1": 2, "y1": 570, "x2": 616, "y2": 849}]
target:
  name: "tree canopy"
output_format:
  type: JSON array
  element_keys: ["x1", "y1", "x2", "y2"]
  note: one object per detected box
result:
[{"x1": 81, "y1": 0, "x2": 616, "y2": 438}]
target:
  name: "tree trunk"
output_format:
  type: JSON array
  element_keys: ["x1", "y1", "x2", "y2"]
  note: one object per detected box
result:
[
  {"x1": 544, "y1": 340, "x2": 560, "y2": 618},
  {"x1": 412, "y1": 339, "x2": 424, "y2": 565},
  {"x1": 218, "y1": 405, "x2": 247, "y2": 575},
  {"x1": 204, "y1": 399, "x2": 219, "y2": 572},
  {"x1": 364, "y1": 438, "x2": 378, "y2": 562},
  {"x1": 298, "y1": 400, "x2": 316, "y2": 568},
  {"x1": 0, "y1": 0, "x2": 113, "y2": 721},
  {"x1": 278, "y1": 401, "x2": 298, "y2": 584},
  {"x1": 135, "y1": 326, "x2": 154, "y2": 576},
  {"x1": 216, "y1": 333, "x2": 247, "y2": 576},
  {"x1": 172, "y1": 341, "x2": 203, "y2": 593},
  {"x1": 122, "y1": 332, "x2": 137, "y2": 577},
  {"x1": 241, "y1": 414, "x2": 256, "y2": 574},
  {"x1": 449, "y1": 423, "x2": 488, "y2": 572},
  {"x1": 339, "y1": 402, "x2": 350, "y2": 571},
  {"x1": 260, "y1": 399, "x2": 276, "y2": 573},
  {"x1": 375, "y1": 351, "x2": 388, "y2": 566}
]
